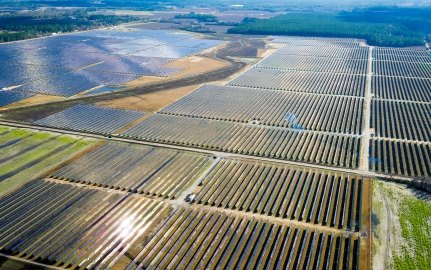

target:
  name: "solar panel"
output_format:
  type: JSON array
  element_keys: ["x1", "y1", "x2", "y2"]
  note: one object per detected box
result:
[
  {"x1": 0, "y1": 90, "x2": 34, "y2": 107},
  {"x1": 34, "y1": 104, "x2": 145, "y2": 134}
]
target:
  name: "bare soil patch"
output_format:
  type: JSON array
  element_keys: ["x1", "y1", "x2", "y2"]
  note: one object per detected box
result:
[
  {"x1": 97, "y1": 84, "x2": 202, "y2": 112},
  {"x1": 124, "y1": 56, "x2": 228, "y2": 89}
]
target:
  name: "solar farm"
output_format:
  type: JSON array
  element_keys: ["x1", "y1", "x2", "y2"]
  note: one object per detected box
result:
[
  {"x1": 1, "y1": 28, "x2": 431, "y2": 269},
  {"x1": 0, "y1": 27, "x2": 223, "y2": 105},
  {"x1": 0, "y1": 146, "x2": 371, "y2": 270},
  {"x1": 48, "y1": 142, "x2": 214, "y2": 198},
  {"x1": 0, "y1": 126, "x2": 94, "y2": 196},
  {"x1": 34, "y1": 104, "x2": 145, "y2": 135},
  {"x1": 370, "y1": 47, "x2": 431, "y2": 177}
]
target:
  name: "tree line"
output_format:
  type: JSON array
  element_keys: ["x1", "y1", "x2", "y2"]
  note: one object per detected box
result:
[
  {"x1": 0, "y1": 9, "x2": 140, "y2": 43},
  {"x1": 228, "y1": 9, "x2": 428, "y2": 47}
]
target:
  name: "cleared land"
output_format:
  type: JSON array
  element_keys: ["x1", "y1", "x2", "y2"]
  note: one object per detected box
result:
[
  {"x1": 96, "y1": 84, "x2": 202, "y2": 112},
  {"x1": 124, "y1": 56, "x2": 229, "y2": 88}
]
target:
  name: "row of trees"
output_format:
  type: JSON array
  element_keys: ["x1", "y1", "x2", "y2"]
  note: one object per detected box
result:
[
  {"x1": 174, "y1": 12, "x2": 218, "y2": 23},
  {"x1": 228, "y1": 12, "x2": 426, "y2": 47},
  {"x1": 0, "y1": 9, "x2": 140, "y2": 43}
]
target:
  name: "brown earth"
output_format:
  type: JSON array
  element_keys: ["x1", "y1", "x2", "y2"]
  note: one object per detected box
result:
[
  {"x1": 97, "y1": 84, "x2": 202, "y2": 112},
  {"x1": 124, "y1": 56, "x2": 228, "y2": 89}
]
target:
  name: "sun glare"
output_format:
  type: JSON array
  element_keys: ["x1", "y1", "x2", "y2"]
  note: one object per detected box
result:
[{"x1": 119, "y1": 216, "x2": 134, "y2": 239}]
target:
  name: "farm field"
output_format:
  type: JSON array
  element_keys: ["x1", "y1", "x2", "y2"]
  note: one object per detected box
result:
[
  {"x1": 49, "y1": 142, "x2": 214, "y2": 199},
  {"x1": 0, "y1": 125, "x2": 95, "y2": 196},
  {"x1": 34, "y1": 104, "x2": 145, "y2": 135}
]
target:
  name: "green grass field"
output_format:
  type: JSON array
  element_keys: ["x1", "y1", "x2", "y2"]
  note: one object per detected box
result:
[
  {"x1": 394, "y1": 194, "x2": 431, "y2": 270},
  {"x1": 374, "y1": 181, "x2": 431, "y2": 270},
  {"x1": 0, "y1": 126, "x2": 96, "y2": 197}
]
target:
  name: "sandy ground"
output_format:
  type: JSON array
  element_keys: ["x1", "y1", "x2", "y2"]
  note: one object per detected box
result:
[
  {"x1": 0, "y1": 94, "x2": 63, "y2": 110},
  {"x1": 372, "y1": 181, "x2": 390, "y2": 270},
  {"x1": 258, "y1": 42, "x2": 285, "y2": 58},
  {"x1": 166, "y1": 56, "x2": 228, "y2": 77},
  {"x1": 96, "y1": 84, "x2": 202, "y2": 112}
]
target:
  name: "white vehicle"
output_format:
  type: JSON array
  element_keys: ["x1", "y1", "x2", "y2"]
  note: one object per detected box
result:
[{"x1": 185, "y1": 194, "x2": 196, "y2": 203}]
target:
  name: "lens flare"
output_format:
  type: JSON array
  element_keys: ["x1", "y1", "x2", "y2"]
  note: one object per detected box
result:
[{"x1": 119, "y1": 216, "x2": 134, "y2": 239}]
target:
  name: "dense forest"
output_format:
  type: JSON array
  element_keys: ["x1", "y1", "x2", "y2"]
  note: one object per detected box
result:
[
  {"x1": 228, "y1": 7, "x2": 431, "y2": 47},
  {"x1": 174, "y1": 12, "x2": 218, "y2": 23},
  {"x1": 0, "y1": 9, "x2": 140, "y2": 42}
]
